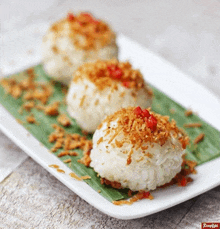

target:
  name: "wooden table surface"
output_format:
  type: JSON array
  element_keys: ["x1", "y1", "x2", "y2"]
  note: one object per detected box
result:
[{"x1": 1, "y1": 0, "x2": 220, "y2": 228}]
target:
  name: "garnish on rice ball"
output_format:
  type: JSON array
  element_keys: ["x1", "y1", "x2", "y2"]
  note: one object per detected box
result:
[
  {"x1": 90, "y1": 107, "x2": 189, "y2": 191},
  {"x1": 66, "y1": 60, "x2": 153, "y2": 132},
  {"x1": 42, "y1": 12, "x2": 118, "y2": 84}
]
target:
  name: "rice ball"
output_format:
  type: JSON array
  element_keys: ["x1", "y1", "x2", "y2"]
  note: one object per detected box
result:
[
  {"x1": 42, "y1": 12, "x2": 118, "y2": 84},
  {"x1": 66, "y1": 60, "x2": 153, "y2": 132},
  {"x1": 90, "y1": 107, "x2": 189, "y2": 191}
]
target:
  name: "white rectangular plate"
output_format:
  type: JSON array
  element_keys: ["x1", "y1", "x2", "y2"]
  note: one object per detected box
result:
[{"x1": 0, "y1": 34, "x2": 220, "y2": 220}]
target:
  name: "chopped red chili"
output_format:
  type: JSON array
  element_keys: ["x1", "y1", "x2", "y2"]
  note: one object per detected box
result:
[
  {"x1": 142, "y1": 109, "x2": 150, "y2": 118},
  {"x1": 122, "y1": 81, "x2": 130, "y2": 88},
  {"x1": 107, "y1": 64, "x2": 116, "y2": 72},
  {"x1": 141, "y1": 191, "x2": 150, "y2": 199},
  {"x1": 80, "y1": 12, "x2": 99, "y2": 24},
  {"x1": 93, "y1": 19, "x2": 100, "y2": 25},
  {"x1": 77, "y1": 20, "x2": 84, "y2": 26},
  {"x1": 147, "y1": 115, "x2": 157, "y2": 131},
  {"x1": 107, "y1": 65, "x2": 123, "y2": 79},
  {"x1": 67, "y1": 13, "x2": 75, "y2": 21},
  {"x1": 134, "y1": 107, "x2": 151, "y2": 121},
  {"x1": 134, "y1": 106, "x2": 142, "y2": 116},
  {"x1": 180, "y1": 177, "x2": 187, "y2": 186},
  {"x1": 111, "y1": 68, "x2": 123, "y2": 79},
  {"x1": 81, "y1": 12, "x2": 93, "y2": 19}
]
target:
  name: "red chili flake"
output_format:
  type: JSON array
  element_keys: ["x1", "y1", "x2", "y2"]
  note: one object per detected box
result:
[
  {"x1": 141, "y1": 191, "x2": 150, "y2": 199},
  {"x1": 81, "y1": 12, "x2": 93, "y2": 19},
  {"x1": 93, "y1": 19, "x2": 100, "y2": 25},
  {"x1": 107, "y1": 64, "x2": 116, "y2": 72},
  {"x1": 111, "y1": 68, "x2": 123, "y2": 79},
  {"x1": 180, "y1": 177, "x2": 187, "y2": 186},
  {"x1": 123, "y1": 81, "x2": 130, "y2": 88},
  {"x1": 77, "y1": 20, "x2": 84, "y2": 26},
  {"x1": 134, "y1": 106, "x2": 142, "y2": 116},
  {"x1": 147, "y1": 115, "x2": 157, "y2": 131},
  {"x1": 80, "y1": 12, "x2": 99, "y2": 24},
  {"x1": 67, "y1": 13, "x2": 75, "y2": 21},
  {"x1": 142, "y1": 109, "x2": 150, "y2": 118},
  {"x1": 107, "y1": 65, "x2": 123, "y2": 79}
]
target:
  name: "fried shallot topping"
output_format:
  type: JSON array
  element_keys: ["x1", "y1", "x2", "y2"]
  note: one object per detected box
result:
[
  {"x1": 57, "y1": 114, "x2": 71, "y2": 127},
  {"x1": 49, "y1": 12, "x2": 116, "y2": 50},
  {"x1": 73, "y1": 59, "x2": 153, "y2": 93},
  {"x1": 183, "y1": 123, "x2": 202, "y2": 128},
  {"x1": 48, "y1": 124, "x2": 92, "y2": 166},
  {"x1": 45, "y1": 102, "x2": 59, "y2": 116},
  {"x1": 100, "y1": 178, "x2": 122, "y2": 189},
  {"x1": 193, "y1": 133, "x2": 205, "y2": 144},
  {"x1": 112, "y1": 191, "x2": 154, "y2": 205},
  {"x1": 184, "y1": 109, "x2": 193, "y2": 117},
  {"x1": 99, "y1": 107, "x2": 189, "y2": 151},
  {"x1": 26, "y1": 114, "x2": 36, "y2": 124},
  {"x1": 69, "y1": 172, "x2": 82, "y2": 181},
  {"x1": 0, "y1": 68, "x2": 53, "y2": 104}
]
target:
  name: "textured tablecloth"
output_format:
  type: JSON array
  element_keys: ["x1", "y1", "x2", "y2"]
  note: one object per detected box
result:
[{"x1": 0, "y1": 0, "x2": 220, "y2": 228}]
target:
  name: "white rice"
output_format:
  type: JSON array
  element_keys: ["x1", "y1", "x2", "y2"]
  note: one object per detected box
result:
[
  {"x1": 66, "y1": 78, "x2": 152, "y2": 132},
  {"x1": 90, "y1": 120, "x2": 185, "y2": 191},
  {"x1": 41, "y1": 26, "x2": 118, "y2": 84}
]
